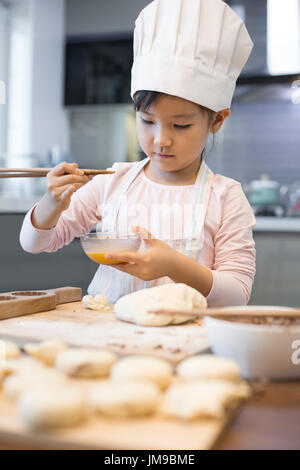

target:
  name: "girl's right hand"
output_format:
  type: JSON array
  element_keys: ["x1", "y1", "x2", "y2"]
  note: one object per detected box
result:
[{"x1": 46, "y1": 162, "x2": 93, "y2": 211}]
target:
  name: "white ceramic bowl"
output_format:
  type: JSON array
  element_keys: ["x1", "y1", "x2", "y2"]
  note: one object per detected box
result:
[{"x1": 203, "y1": 306, "x2": 300, "y2": 380}]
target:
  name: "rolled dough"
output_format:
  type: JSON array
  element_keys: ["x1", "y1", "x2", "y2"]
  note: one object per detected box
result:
[
  {"x1": 17, "y1": 386, "x2": 86, "y2": 428},
  {"x1": 176, "y1": 354, "x2": 241, "y2": 382},
  {"x1": 89, "y1": 380, "x2": 160, "y2": 417},
  {"x1": 3, "y1": 369, "x2": 68, "y2": 400},
  {"x1": 24, "y1": 339, "x2": 67, "y2": 366},
  {"x1": 162, "y1": 379, "x2": 251, "y2": 419},
  {"x1": 55, "y1": 348, "x2": 117, "y2": 378},
  {"x1": 111, "y1": 356, "x2": 173, "y2": 389},
  {"x1": 0, "y1": 339, "x2": 20, "y2": 359},
  {"x1": 114, "y1": 283, "x2": 207, "y2": 326}
]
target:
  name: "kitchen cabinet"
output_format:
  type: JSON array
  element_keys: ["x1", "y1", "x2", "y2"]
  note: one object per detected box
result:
[{"x1": 249, "y1": 231, "x2": 300, "y2": 307}]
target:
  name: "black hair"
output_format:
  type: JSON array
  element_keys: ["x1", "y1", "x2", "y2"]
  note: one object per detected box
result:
[
  {"x1": 133, "y1": 90, "x2": 215, "y2": 161},
  {"x1": 133, "y1": 90, "x2": 161, "y2": 112}
]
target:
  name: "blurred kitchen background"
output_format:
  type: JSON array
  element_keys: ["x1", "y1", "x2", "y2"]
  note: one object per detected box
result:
[{"x1": 0, "y1": 0, "x2": 300, "y2": 306}]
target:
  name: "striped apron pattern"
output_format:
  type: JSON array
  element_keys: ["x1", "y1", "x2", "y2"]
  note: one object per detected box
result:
[{"x1": 87, "y1": 157, "x2": 213, "y2": 302}]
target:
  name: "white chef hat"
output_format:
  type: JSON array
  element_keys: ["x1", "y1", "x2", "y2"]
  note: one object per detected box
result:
[{"x1": 131, "y1": 0, "x2": 253, "y2": 112}]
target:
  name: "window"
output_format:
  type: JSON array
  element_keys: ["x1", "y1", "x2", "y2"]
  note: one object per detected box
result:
[{"x1": 267, "y1": 0, "x2": 300, "y2": 75}]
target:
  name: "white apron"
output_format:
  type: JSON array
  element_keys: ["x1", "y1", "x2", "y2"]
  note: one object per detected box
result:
[{"x1": 87, "y1": 157, "x2": 213, "y2": 302}]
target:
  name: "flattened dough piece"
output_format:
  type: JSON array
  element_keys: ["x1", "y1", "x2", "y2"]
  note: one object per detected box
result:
[
  {"x1": 176, "y1": 354, "x2": 241, "y2": 382},
  {"x1": 3, "y1": 369, "x2": 68, "y2": 400},
  {"x1": 162, "y1": 380, "x2": 251, "y2": 419},
  {"x1": 111, "y1": 356, "x2": 173, "y2": 389},
  {"x1": 89, "y1": 380, "x2": 160, "y2": 417},
  {"x1": 18, "y1": 386, "x2": 86, "y2": 428},
  {"x1": 24, "y1": 339, "x2": 67, "y2": 366},
  {"x1": 55, "y1": 348, "x2": 117, "y2": 378},
  {"x1": 0, "y1": 357, "x2": 45, "y2": 384},
  {"x1": 114, "y1": 283, "x2": 207, "y2": 326},
  {"x1": 0, "y1": 353, "x2": 45, "y2": 385},
  {"x1": 0, "y1": 339, "x2": 20, "y2": 359}
]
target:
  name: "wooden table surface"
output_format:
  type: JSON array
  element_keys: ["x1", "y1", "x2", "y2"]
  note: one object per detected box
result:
[{"x1": 214, "y1": 380, "x2": 300, "y2": 450}]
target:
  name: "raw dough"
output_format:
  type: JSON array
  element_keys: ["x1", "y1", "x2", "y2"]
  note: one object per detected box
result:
[
  {"x1": 0, "y1": 339, "x2": 20, "y2": 359},
  {"x1": 89, "y1": 380, "x2": 160, "y2": 417},
  {"x1": 55, "y1": 348, "x2": 117, "y2": 378},
  {"x1": 82, "y1": 294, "x2": 110, "y2": 311},
  {"x1": 162, "y1": 380, "x2": 251, "y2": 420},
  {"x1": 114, "y1": 283, "x2": 207, "y2": 326},
  {"x1": 3, "y1": 369, "x2": 68, "y2": 400},
  {"x1": 24, "y1": 339, "x2": 67, "y2": 366},
  {"x1": 111, "y1": 356, "x2": 173, "y2": 389},
  {"x1": 0, "y1": 357, "x2": 44, "y2": 384},
  {"x1": 17, "y1": 386, "x2": 86, "y2": 428},
  {"x1": 176, "y1": 355, "x2": 241, "y2": 382}
]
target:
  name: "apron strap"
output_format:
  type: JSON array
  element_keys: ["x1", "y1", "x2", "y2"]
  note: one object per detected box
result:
[
  {"x1": 185, "y1": 159, "x2": 214, "y2": 240},
  {"x1": 105, "y1": 157, "x2": 151, "y2": 233}
]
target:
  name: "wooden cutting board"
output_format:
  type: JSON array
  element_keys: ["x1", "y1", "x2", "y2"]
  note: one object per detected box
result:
[
  {"x1": 0, "y1": 302, "x2": 247, "y2": 449},
  {"x1": 0, "y1": 376, "x2": 243, "y2": 450},
  {"x1": 0, "y1": 301, "x2": 209, "y2": 363},
  {"x1": 0, "y1": 287, "x2": 82, "y2": 320}
]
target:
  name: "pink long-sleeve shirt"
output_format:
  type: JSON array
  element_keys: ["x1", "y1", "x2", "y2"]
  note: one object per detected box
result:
[{"x1": 19, "y1": 160, "x2": 256, "y2": 306}]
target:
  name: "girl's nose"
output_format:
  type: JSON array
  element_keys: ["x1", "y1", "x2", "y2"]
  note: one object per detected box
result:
[{"x1": 154, "y1": 128, "x2": 172, "y2": 148}]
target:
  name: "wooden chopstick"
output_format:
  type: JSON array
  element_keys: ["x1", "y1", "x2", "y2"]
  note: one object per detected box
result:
[
  {"x1": 0, "y1": 168, "x2": 115, "y2": 177},
  {"x1": 147, "y1": 307, "x2": 300, "y2": 318},
  {"x1": 0, "y1": 173, "x2": 48, "y2": 178}
]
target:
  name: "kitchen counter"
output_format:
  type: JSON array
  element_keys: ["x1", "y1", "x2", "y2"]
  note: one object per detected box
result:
[
  {"x1": 254, "y1": 216, "x2": 300, "y2": 232},
  {"x1": 1, "y1": 196, "x2": 300, "y2": 232}
]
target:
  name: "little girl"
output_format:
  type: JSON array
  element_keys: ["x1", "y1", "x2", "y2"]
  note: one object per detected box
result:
[{"x1": 20, "y1": 0, "x2": 256, "y2": 307}]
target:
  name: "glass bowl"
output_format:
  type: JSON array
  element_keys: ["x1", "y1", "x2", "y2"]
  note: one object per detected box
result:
[{"x1": 80, "y1": 232, "x2": 141, "y2": 265}]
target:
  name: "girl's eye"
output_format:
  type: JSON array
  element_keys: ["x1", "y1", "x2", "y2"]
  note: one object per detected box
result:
[
  {"x1": 141, "y1": 119, "x2": 191, "y2": 129},
  {"x1": 141, "y1": 119, "x2": 153, "y2": 125}
]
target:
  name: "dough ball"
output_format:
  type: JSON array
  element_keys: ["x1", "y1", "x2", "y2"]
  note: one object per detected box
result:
[
  {"x1": 89, "y1": 380, "x2": 160, "y2": 418},
  {"x1": 162, "y1": 380, "x2": 251, "y2": 420},
  {"x1": 24, "y1": 339, "x2": 67, "y2": 366},
  {"x1": 55, "y1": 348, "x2": 117, "y2": 378},
  {"x1": 0, "y1": 339, "x2": 20, "y2": 359},
  {"x1": 3, "y1": 369, "x2": 67, "y2": 400},
  {"x1": 82, "y1": 294, "x2": 110, "y2": 311},
  {"x1": 111, "y1": 356, "x2": 173, "y2": 389},
  {"x1": 0, "y1": 361, "x2": 19, "y2": 384},
  {"x1": 0, "y1": 357, "x2": 46, "y2": 384},
  {"x1": 176, "y1": 355, "x2": 241, "y2": 382},
  {"x1": 17, "y1": 386, "x2": 86, "y2": 428},
  {"x1": 114, "y1": 283, "x2": 207, "y2": 326}
]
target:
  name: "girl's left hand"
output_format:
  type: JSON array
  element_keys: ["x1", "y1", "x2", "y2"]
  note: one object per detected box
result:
[{"x1": 104, "y1": 226, "x2": 178, "y2": 281}]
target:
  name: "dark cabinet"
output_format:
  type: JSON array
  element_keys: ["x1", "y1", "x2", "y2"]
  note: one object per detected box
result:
[{"x1": 65, "y1": 35, "x2": 133, "y2": 106}]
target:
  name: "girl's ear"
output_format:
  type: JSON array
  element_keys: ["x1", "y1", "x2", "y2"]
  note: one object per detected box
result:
[{"x1": 210, "y1": 109, "x2": 231, "y2": 134}]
